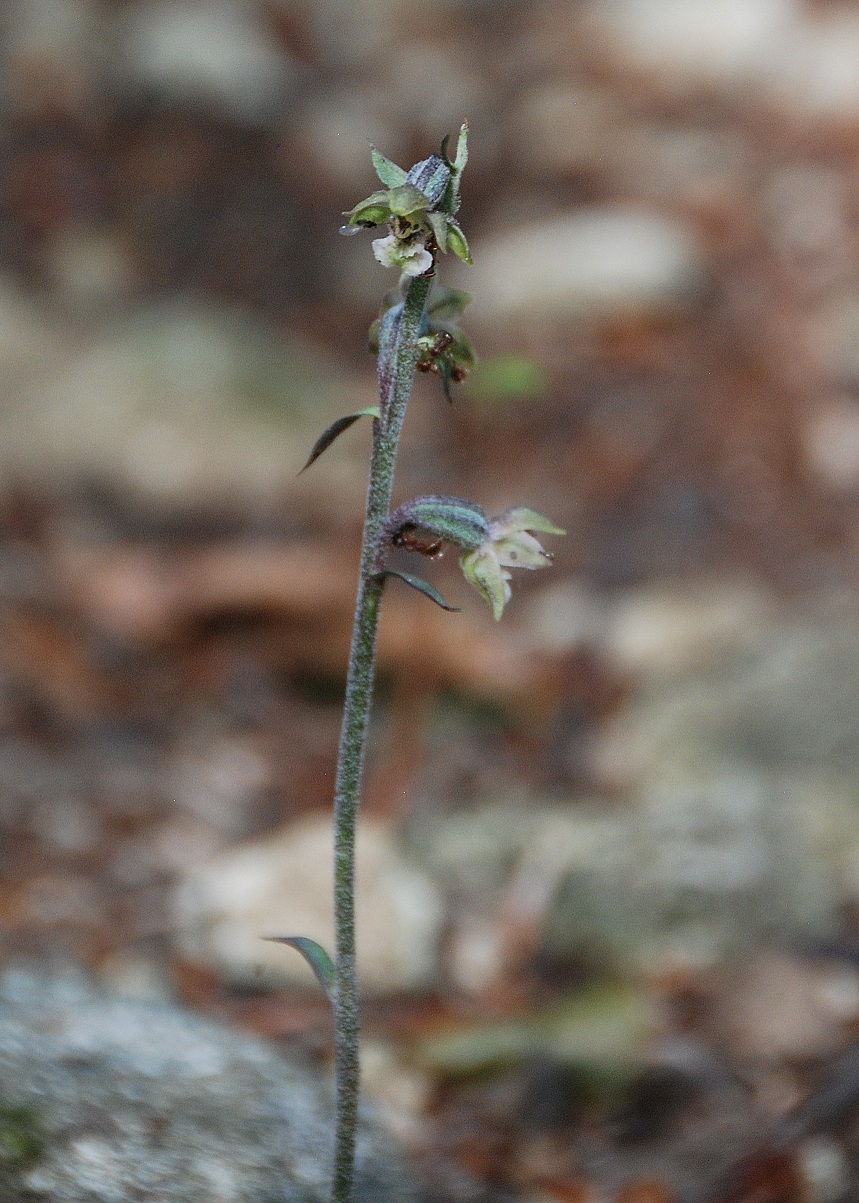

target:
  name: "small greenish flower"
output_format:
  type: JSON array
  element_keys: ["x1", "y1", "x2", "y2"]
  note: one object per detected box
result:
[
  {"x1": 341, "y1": 125, "x2": 473, "y2": 275},
  {"x1": 460, "y1": 508, "x2": 564, "y2": 620},
  {"x1": 372, "y1": 231, "x2": 433, "y2": 277}
]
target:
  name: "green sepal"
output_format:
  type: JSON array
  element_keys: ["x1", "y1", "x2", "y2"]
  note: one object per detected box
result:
[
  {"x1": 377, "y1": 570, "x2": 459, "y2": 611},
  {"x1": 387, "y1": 183, "x2": 433, "y2": 218},
  {"x1": 261, "y1": 935, "x2": 336, "y2": 999},
  {"x1": 441, "y1": 121, "x2": 469, "y2": 216},
  {"x1": 371, "y1": 147, "x2": 408, "y2": 188},
  {"x1": 502, "y1": 508, "x2": 566, "y2": 536},
  {"x1": 453, "y1": 122, "x2": 469, "y2": 174},
  {"x1": 460, "y1": 546, "x2": 508, "y2": 621},
  {"x1": 443, "y1": 325, "x2": 477, "y2": 367},
  {"x1": 392, "y1": 496, "x2": 489, "y2": 551},
  {"x1": 342, "y1": 190, "x2": 392, "y2": 226},
  {"x1": 427, "y1": 211, "x2": 449, "y2": 252},
  {"x1": 447, "y1": 219, "x2": 472, "y2": 265},
  {"x1": 299, "y1": 407, "x2": 380, "y2": 473}
]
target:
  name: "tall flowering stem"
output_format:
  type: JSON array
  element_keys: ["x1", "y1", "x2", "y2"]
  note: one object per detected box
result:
[
  {"x1": 273, "y1": 124, "x2": 562, "y2": 1203},
  {"x1": 330, "y1": 271, "x2": 431, "y2": 1202}
]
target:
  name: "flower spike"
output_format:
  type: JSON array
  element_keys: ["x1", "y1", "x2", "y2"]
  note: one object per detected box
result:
[{"x1": 341, "y1": 124, "x2": 473, "y2": 278}]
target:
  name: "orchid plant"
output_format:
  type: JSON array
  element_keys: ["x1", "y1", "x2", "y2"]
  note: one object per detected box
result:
[{"x1": 267, "y1": 126, "x2": 563, "y2": 1202}]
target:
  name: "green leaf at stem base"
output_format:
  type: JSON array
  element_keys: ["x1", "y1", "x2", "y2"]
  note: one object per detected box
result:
[{"x1": 261, "y1": 935, "x2": 336, "y2": 999}]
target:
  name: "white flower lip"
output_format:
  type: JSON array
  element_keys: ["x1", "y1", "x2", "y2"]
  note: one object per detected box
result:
[{"x1": 372, "y1": 232, "x2": 433, "y2": 277}]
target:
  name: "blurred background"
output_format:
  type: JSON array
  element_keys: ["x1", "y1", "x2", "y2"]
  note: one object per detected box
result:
[{"x1": 5, "y1": 0, "x2": 859, "y2": 1198}]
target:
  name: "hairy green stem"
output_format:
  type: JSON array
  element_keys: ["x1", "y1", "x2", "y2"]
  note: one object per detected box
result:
[{"x1": 331, "y1": 271, "x2": 431, "y2": 1203}]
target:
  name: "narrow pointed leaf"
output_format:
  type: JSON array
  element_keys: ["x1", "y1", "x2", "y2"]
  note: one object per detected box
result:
[
  {"x1": 371, "y1": 147, "x2": 408, "y2": 188},
  {"x1": 299, "y1": 407, "x2": 380, "y2": 473},
  {"x1": 428, "y1": 286, "x2": 471, "y2": 320},
  {"x1": 378, "y1": 570, "x2": 460, "y2": 611},
  {"x1": 262, "y1": 935, "x2": 336, "y2": 998},
  {"x1": 444, "y1": 325, "x2": 477, "y2": 367}
]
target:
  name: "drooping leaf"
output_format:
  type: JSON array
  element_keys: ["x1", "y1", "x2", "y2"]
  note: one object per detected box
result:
[
  {"x1": 427, "y1": 287, "x2": 471, "y2": 321},
  {"x1": 438, "y1": 357, "x2": 456, "y2": 404},
  {"x1": 371, "y1": 147, "x2": 408, "y2": 188},
  {"x1": 378, "y1": 570, "x2": 459, "y2": 611},
  {"x1": 261, "y1": 935, "x2": 336, "y2": 998},
  {"x1": 442, "y1": 324, "x2": 477, "y2": 367},
  {"x1": 299, "y1": 408, "x2": 380, "y2": 473}
]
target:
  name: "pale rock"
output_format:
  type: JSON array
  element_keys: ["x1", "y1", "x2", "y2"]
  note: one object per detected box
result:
[
  {"x1": 0, "y1": 276, "x2": 70, "y2": 393},
  {"x1": 298, "y1": 0, "x2": 407, "y2": 69},
  {"x1": 596, "y1": 613, "x2": 859, "y2": 780},
  {"x1": 811, "y1": 290, "x2": 859, "y2": 385},
  {"x1": 378, "y1": 46, "x2": 488, "y2": 143},
  {"x1": 513, "y1": 83, "x2": 627, "y2": 178},
  {"x1": 617, "y1": 125, "x2": 752, "y2": 205},
  {"x1": 289, "y1": 92, "x2": 401, "y2": 191},
  {"x1": 461, "y1": 207, "x2": 705, "y2": 323},
  {"x1": 523, "y1": 579, "x2": 605, "y2": 653},
  {"x1": 714, "y1": 950, "x2": 859, "y2": 1062},
  {"x1": 584, "y1": 612, "x2": 859, "y2": 959},
  {"x1": 802, "y1": 397, "x2": 859, "y2": 491},
  {"x1": 6, "y1": 0, "x2": 103, "y2": 116},
  {"x1": 765, "y1": 166, "x2": 849, "y2": 286},
  {"x1": 174, "y1": 815, "x2": 444, "y2": 994},
  {"x1": 0, "y1": 969, "x2": 418, "y2": 1201},
  {"x1": 539, "y1": 767, "x2": 841, "y2": 972},
  {"x1": 764, "y1": 11, "x2": 859, "y2": 118},
  {"x1": 800, "y1": 1137, "x2": 849, "y2": 1203},
  {"x1": 114, "y1": 0, "x2": 296, "y2": 123},
  {"x1": 44, "y1": 227, "x2": 135, "y2": 308},
  {"x1": 1, "y1": 299, "x2": 354, "y2": 505},
  {"x1": 602, "y1": 580, "x2": 774, "y2": 677},
  {"x1": 588, "y1": 0, "x2": 797, "y2": 86},
  {"x1": 7, "y1": 0, "x2": 101, "y2": 61}
]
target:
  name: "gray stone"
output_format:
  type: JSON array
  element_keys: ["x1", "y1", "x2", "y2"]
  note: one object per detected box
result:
[
  {"x1": 174, "y1": 815, "x2": 445, "y2": 994},
  {"x1": 4, "y1": 300, "x2": 357, "y2": 506},
  {"x1": 0, "y1": 968, "x2": 419, "y2": 1202},
  {"x1": 461, "y1": 208, "x2": 705, "y2": 324},
  {"x1": 114, "y1": 0, "x2": 297, "y2": 124}
]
